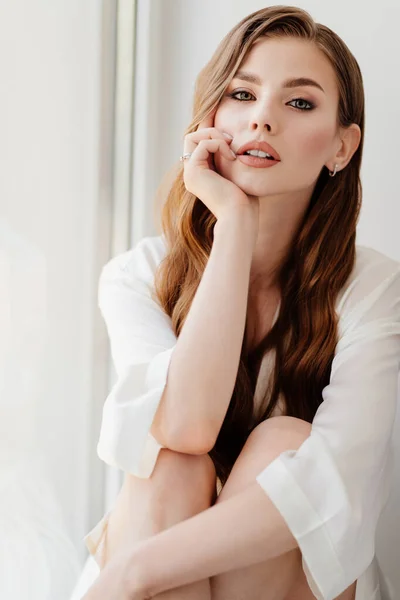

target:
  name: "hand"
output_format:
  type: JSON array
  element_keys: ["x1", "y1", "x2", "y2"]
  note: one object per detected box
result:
[
  {"x1": 182, "y1": 113, "x2": 259, "y2": 222},
  {"x1": 80, "y1": 548, "x2": 149, "y2": 600}
]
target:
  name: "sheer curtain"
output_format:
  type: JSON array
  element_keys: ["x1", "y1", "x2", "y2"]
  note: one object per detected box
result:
[
  {"x1": 70, "y1": 0, "x2": 144, "y2": 596},
  {"x1": 0, "y1": 220, "x2": 81, "y2": 598},
  {"x1": 1, "y1": 0, "x2": 114, "y2": 597}
]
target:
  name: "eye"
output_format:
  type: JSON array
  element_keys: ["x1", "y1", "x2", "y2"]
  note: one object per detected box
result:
[
  {"x1": 227, "y1": 90, "x2": 315, "y2": 111},
  {"x1": 287, "y1": 98, "x2": 315, "y2": 111},
  {"x1": 227, "y1": 90, "x2": 255, "y2": 101}
]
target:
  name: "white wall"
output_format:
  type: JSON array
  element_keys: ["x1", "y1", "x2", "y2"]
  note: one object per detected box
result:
[
  {"x1": 0, "y1": 0, "x2": 107, "y2": 597},
  {"x1": 135, "y1": 0, "x2": 400, "y2": 594}
]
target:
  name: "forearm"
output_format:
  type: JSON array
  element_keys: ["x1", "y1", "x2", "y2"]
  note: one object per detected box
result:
[
  {"x1": 129, "y1": 481, "x2": 298, "y2": 598},
  {"x1": 155, "y1": 209, "x2": 257, "y2": 452}
]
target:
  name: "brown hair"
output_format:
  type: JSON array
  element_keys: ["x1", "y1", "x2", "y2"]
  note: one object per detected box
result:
[{"x1": 153, "y1": 5, "x2": 365, "y2": 485}]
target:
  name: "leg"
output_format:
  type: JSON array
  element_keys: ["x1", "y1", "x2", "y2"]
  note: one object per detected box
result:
[
  {"x1": 105, "y1": 448, "x2": 217, "y2": 599},
  {"x1": 210, "y1": 416, "x2": 358, "y2": 600},
  {"x1": 285, "y1": 570, "x2": 357, "y2": 600},
  {"x1": 209, "y1": 416, "x2": 310, "y2": 600}
]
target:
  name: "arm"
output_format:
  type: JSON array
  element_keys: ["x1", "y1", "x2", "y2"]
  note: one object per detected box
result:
[
  {"x1": 95, "y1": 210, "x2": 257, "y2": 476},
  {"x1": 152, "y1": 208, "x2": 257, "y2": 453}
]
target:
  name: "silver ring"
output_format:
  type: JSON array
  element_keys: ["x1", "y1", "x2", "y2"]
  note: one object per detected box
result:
[{"x1": 180, "y1": 153, "x2": 192, "y2": 162}]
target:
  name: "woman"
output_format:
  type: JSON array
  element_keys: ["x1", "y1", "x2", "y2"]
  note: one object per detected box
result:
[{"x1": 81, "y1": 6, "x2": 399, "y2": 600}]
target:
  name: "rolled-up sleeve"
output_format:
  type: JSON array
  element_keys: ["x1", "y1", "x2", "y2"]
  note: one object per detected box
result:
[
  {"x1": 96, "y1": 237, "x2": 177, "y2": 478},
  {"x1": 256, "y1": 263, "x2": 400, "y2": 599}
]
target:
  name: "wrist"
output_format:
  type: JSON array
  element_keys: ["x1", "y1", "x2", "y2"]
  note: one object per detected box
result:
[
  {"x1": 215, "y1": 206, "x2": 258, "y2": 250},
  {"x1": 123, "y1": 544, "x2": 151, "y2": 598}
]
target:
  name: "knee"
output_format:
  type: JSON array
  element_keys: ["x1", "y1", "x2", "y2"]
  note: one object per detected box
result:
[
  {"x1": 267, "y1": 415, "x2": 312, "y2": 435},
  {"x1": 156, "y1": 448, "x2": 216, "y2": 485},
  {"x1": 250, "y1": 416, "x2": 312, "y2": 452}
]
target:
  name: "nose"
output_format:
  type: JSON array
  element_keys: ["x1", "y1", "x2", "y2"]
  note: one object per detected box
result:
[{"x1": 248, "y1": 99, "x2": 276, "y2": 133}]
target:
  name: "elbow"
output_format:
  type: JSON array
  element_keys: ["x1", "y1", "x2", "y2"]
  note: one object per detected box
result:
[
  {"x1": 152, "y1": 388, "x2": 217, "y2": 455},
  {"x1": 168, "y1": 420, "x2": 217, "y2": 456}
]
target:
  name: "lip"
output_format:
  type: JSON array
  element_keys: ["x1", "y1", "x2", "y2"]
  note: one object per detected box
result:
[
  {"x1": 236, "y1": 140, "x2": 281, "y2": 161},
  {"x1": 237, "y1": 154, "x2": 280, "y2": 169}
]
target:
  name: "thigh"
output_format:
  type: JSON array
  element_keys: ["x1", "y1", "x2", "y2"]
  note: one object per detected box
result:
[
  {"x1": 210, "y1": 416, "x2": 312, "y2": 600},
  {"x1": 211, "y1": 417, "x2": 358, "y2": 600},
  {"x1": 105, "y1": 450, "x2": 217, "y2": 564},
  {"x1": 284, "y1": 564, "x2": 357, "y2": 600}
]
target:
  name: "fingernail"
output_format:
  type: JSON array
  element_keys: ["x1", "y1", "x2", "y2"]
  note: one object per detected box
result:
[
  {"x1": 223, "y1": 132, "x2": 233, "y2": 139},
  {"x1": 231, "y1": 149, "x2": 236, "y2": 158}
]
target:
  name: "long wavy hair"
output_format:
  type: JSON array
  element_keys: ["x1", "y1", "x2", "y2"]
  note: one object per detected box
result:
[{"x1": 152, "y1": 5, "x2": 365, "y2": 485}]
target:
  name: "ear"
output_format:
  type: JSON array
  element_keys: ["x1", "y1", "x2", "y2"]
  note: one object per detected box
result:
[{"x1": 327, "y1": 123, "x2": 361, "y2": 173}]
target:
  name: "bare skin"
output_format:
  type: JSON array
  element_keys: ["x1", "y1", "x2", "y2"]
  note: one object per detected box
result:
[
  {"x1": 244, "y1": 287, "x2": 281, "y2": 353},
  {"x1": 104, "y1": 450, "x2": 216, "y2": 599},
  {"x1": 102, "y1": 416, "x2": 357, "y2": 599}
]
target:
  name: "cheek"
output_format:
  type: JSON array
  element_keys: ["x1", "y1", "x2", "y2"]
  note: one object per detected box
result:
[
  {"x1": 213, "y1": 99, "x2": 242, "y2": 131},
  {"x1": 301, "y1": 125, "x2": 334, "y2": 159},
  {"x1": 213, "y1": 108, "x2": 229, "y2": 131}
]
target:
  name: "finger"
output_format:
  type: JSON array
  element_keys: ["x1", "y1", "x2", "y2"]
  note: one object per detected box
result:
[
  {"x1": 184, "y1": 129, "x2": 233, "y2": 154},
  {"x1": 198, "y1": 109, "x2": 216, "y2": 130},
  {"x1": 189, "y1": 138, "x2": 236, "y2": 163}
]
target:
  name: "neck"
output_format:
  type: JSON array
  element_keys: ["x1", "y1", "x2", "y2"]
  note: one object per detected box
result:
[{"x1": 249, "y1": 186, "x2": 313, "y2": 289}]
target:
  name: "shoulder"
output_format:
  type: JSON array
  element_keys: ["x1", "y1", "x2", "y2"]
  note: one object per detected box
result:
[
  {"x1": 99, "y1": 234, "x2": 168, "y2": 288},
  {"x1": 354, "y1": 244, "x2": 399, "y2": 273},
  {"x1": 336, "y1": 244, "x2": 400, "y2": 328}
]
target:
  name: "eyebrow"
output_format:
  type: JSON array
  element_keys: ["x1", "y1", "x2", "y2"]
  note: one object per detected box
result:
[{"x1": 233, "y1": 70, "x2": 325, "y2": 94}]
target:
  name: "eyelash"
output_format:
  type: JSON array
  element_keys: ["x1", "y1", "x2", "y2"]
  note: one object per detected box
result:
[{"x1": 227, "y1": 90, "x2": 315, "y2": 111}]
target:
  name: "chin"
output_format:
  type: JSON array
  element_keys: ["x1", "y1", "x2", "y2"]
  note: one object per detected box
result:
[
  {"x1": 230, "y1": 174, "x2": 274, "y2": 197},
  {"x1": 217, "y1": 163, "x2": 278, "y2": 196}
]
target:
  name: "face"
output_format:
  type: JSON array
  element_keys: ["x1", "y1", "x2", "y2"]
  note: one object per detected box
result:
[{"x1": 213, "y1": 36, "x2": 344, "y2": 198}]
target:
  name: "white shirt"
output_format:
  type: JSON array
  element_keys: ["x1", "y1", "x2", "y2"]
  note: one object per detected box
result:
[{"x1": 89, "y1": 234, "x2": 400, "y2": 600}]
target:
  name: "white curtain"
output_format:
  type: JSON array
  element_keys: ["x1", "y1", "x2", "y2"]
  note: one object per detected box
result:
[
  {"x1": 0, "y1": 219, "x2": 81, "y2": 599},
  {"x1": 70, "y1": 0, "x2": 142, "y2": 596}
]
